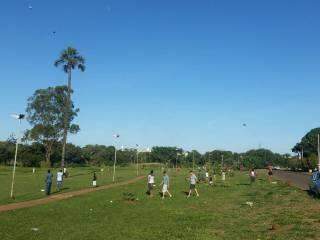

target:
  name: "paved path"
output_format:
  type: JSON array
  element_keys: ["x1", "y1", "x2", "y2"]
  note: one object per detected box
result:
[
  {"x1": 0, "y1": 175, "x2": 144, "y2": 213},
  {"x1": 273, "y1": 170, "x2": 310, "y2": 190}
]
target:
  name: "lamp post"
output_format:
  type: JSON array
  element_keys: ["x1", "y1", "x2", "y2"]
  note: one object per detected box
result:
[
  {"x1": 112, "y1": 134, "x2": 120, "y2": 182},
  {"x1": 192, "y1": 151, "x2": 195, "y2": 171},
  {"x1": 175, "y1": 148, "x2": 180, "y2": 170},
  {"x1": 136, "y1": 144, "x2": 139, "y2": 176},
  {"x1": 10, "y1": 113, "x2": 25, "y2": 198}
]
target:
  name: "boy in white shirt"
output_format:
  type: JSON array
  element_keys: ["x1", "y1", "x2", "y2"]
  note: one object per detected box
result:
[
  {"x1": 147, "y1": 170, "x2": 155, "y2": 197},
  {"x1": 56, "y1": 170, "x2": 63, "y2": 191}
]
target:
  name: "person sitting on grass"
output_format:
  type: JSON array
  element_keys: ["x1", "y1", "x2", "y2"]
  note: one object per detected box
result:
[
  {"x1": 45, "y1": 169, "x2": 53, "y2": 195},
  {"x1": 147, "y1": 170, "x2": 155, "y2": 197},
  {"x1": 56, "y1": 169, "x2": 63, "y2": 191},
  {"x1": 249, "y1": 168, "x2": 256, "y2": 184},
  {"x1": 188, "y1": 170, "x2": 199, "y2": 198},
  {"x1": 160, "y1": 171, "x2": 172, "y2": 199}
]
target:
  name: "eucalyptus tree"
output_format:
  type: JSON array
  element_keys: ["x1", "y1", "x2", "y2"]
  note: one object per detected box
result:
[{"x1": 25, "y1": 86, "x2": 79, "y2": 166}]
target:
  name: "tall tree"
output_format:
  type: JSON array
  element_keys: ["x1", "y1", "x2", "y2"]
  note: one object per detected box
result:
[
  {"x1": 25, "y1": 86, "x2": 80, "y2": 166},
  {"x1": 54, "y1": 47, "x2": 85, "y2": 168}
]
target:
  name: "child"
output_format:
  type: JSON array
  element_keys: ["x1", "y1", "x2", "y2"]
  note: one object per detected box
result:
[
  {"x1": 249, "y1": 168, "x2": 256, "y2": 184},
  {"x1": 92, "y1": 172, "x2": 97, "y2": 187},
  {"x1": 267, "y1": 166, "x2": 273, "y2": 182},
  {"x1": 160, "y1": 171, "x2": 172, "y2": 199},
  {"x1": 56, "y1": 169, "x2": 63, "y2": 191},
  {"x1": 147, "y1": 170, "x2": 155, "y2": 197},
  {"x1": 188, "y1": 171, "x2": 199, "y2": 198},
  {"x1": 209, "y1": 175, "x2": 213, "y2": 186}
]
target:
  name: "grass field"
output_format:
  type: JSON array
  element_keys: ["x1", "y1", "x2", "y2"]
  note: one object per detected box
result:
[
  {"x1": 1, "y1": 168, "x2": 320, "y2": 240},
  {"x1": 0, "y1": 165, "x2": 150, "y2": 205}
]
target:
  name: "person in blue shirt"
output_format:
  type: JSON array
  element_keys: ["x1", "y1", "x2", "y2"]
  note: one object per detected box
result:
[{"x1": 45, "y1": 169, "x2": 53, "y2": 195}]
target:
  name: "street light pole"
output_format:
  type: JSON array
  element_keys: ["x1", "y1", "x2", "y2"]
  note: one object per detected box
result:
[
  {"x1": 112, "y1": 134, "x2": 120, "y2": 182},
  {"x1": 192, "y1": 151, "x2": 195, "y2": 171},
  {"x1": 113, "y1": 147, "x2": 117, "y2": 182},
  {"x1": 135, "y1": 144, "x2": 139, "y2": 176},
  {"x1": 221, "y1": 154, "x2": 224, "y2": 170},
  {"x1": 10, "y1": 114, "x2": 24, "y2": 198}
]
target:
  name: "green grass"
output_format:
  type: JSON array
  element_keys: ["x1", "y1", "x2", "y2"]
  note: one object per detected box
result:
[
  {"x1": 1, "y1": 169, "x2": 320, "y2": 240},
  {"x1": 0, "y1": 165, "x2": 150, "y2": 205}
]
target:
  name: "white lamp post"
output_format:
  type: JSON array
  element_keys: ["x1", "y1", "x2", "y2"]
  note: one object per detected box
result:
[
  {"x1": 10, "y1": 113, "x2": 25, "y2": 198},
  {"x1": 112, "y1": 134, "x2": 120, "y2": 182},
  {"x1": 136, "y1": 144, "x2": 139, "y2": 176}
]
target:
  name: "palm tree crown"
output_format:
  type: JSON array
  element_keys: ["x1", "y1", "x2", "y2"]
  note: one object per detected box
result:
[{"x1": 54, "y1": 47, "x2": 85, "y2": 73}]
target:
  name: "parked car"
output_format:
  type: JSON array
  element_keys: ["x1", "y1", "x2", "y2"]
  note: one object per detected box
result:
[{"x1": 309, "y1": 171, "x2": 320, "y2": 196}]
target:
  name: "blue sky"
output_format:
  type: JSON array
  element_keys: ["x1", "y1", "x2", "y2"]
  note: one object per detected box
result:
[{"x1": 1, "y1": 0, "x2": 320, "y2": 154}]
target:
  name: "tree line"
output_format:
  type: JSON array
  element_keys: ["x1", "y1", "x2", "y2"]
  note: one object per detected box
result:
[
  {"x1": 291, "y1": 127, "x2": 320, "y2": 170},
  {"x1": 0, "y1": 139, "x2": 290, "y2": 169}
]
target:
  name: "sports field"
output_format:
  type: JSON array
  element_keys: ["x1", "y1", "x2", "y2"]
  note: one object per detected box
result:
[
  {"x1": 0, "y1": 168, "x2": 319, "y2": 240},
  {"x1": 0, "y1": 166, "x2": 148, "y2": 205}
]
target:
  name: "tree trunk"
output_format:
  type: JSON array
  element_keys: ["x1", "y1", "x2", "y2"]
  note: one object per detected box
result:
[
  {"x1": 61, "y1": 69, "x2": 72, "y2": 168},
  {"x1": 45, "y1": 142, "x2": 53, "y2": 167}
]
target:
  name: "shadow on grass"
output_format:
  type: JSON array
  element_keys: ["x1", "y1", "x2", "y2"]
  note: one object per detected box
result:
[
  {"x1": 181, "y1": 191, "x2": 189, "y2": 196},
  {"x1": 236, "y1": 183, "x2": 251, "y2": 186}
]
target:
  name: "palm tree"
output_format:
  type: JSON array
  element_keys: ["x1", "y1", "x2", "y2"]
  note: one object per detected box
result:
[{"x1": 54, "y1": 47, "x2": 85, "y2": 168}]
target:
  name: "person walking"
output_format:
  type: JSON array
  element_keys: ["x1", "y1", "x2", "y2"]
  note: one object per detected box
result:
[
  {"x1": 92, "y1": 171, "x2": 97, "y2": 187},
  {"x1": 187, "y1": 170, "x2": 199, "y2": 198},
  {"x1": 160, "y1": 171, "x2": 172, "y2": 199},
  {"x1": 56, "y1": 169, "x2": 63, "y2": 191},
  {"x1": 268, "y1": 166, "x2": 273, "y2": 182},
  {"x1": 147, "y1": 170, "x2": 155, "y2": 197},
  {"x1": 249, "y1": 168, "x2": 256, "y2": 184},
  {"x1": 45, "y1": 169, "x2": 53, "y2": 195}
]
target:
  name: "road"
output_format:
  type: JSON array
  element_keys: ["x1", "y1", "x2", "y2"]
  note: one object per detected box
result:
[{"x1": 273, "y1": 170, "x2": 311, "y2": 190}]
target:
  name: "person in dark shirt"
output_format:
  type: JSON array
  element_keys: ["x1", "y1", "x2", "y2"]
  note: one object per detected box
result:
[{"x1": 45, "y1": 169, "x2": 53, "y2": 195}]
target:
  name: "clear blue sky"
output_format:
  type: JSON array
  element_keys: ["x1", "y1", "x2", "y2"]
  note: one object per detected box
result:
[{"x1": 1, "y1": 0, "x2": 320, "y2": 154}]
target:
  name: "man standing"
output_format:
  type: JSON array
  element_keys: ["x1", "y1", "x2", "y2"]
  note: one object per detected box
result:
[
  {"x1": 147, "y1": 170, "x2": 155, "y2": 197},
  {"x1": 188, "y1": 170, "x2": 199, "y2": 198},
  {"x1": 56, "y1": 169, "x2": 63, "y2": 191},
  {"x1": 160, "y1": 171, "x2": 172, "y2": 199},
  {"x1": 45, "y1": 169, "x2": 53, "y2": 195}
]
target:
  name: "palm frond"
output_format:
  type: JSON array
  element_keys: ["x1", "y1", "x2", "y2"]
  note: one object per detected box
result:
[{"x1": 78, "y1": 64, "x2": 86, "y2": 72}]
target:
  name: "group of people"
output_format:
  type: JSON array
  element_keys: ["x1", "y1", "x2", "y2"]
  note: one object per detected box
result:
[
  {"x1": 147, "y1": 170, "x2": 200, "y2": 199},
  {"x1": 249, "y1": 166, "x2": 273, "y2": 184},
  {"x1": 45, "y1": 169, "x2": 64, "y2": 195}
]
